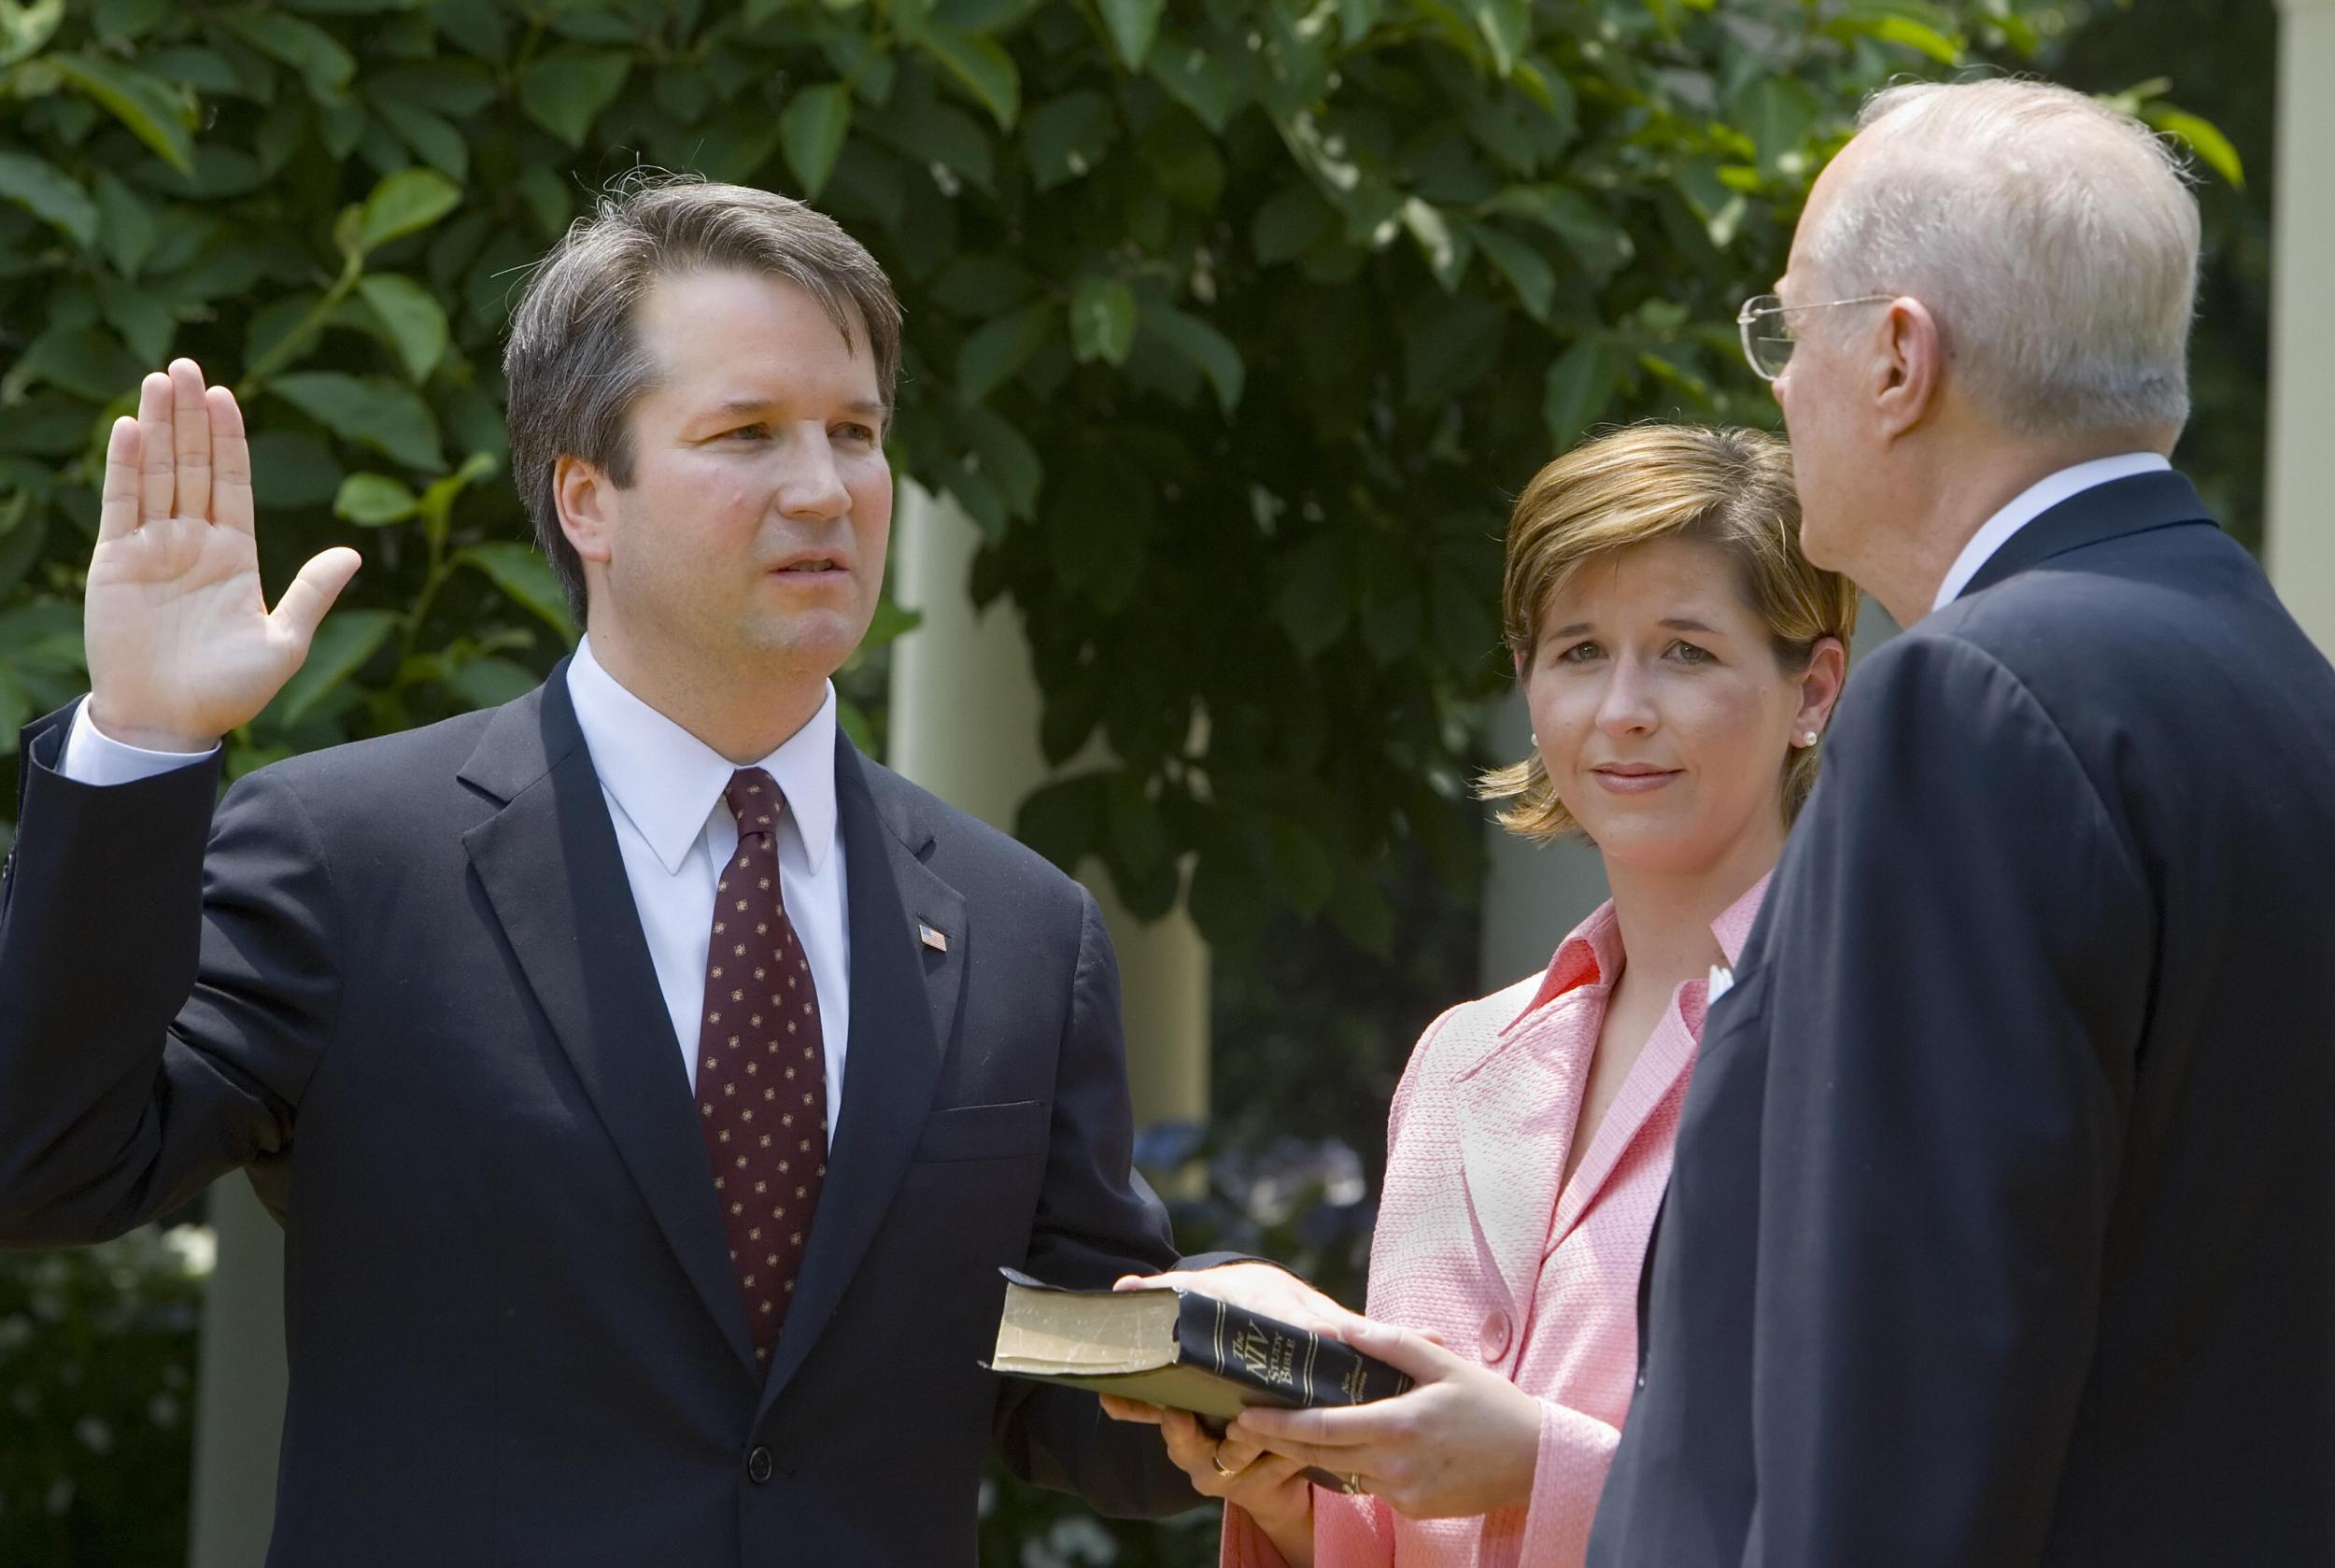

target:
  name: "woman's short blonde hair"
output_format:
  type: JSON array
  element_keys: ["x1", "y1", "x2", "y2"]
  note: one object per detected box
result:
[{"x1": 1480, "y1": 423, "x2": 1860, "y2": 844}]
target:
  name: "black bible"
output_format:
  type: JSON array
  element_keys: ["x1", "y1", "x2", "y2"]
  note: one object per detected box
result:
[{"x1": 985, "y1": 1269, "x2": 1412, "y2": 1491}]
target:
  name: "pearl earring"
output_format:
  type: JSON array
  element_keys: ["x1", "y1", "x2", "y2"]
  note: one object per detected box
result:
[{"x1": 1798, "y1": 730, "x2": 1819, "y2": 746}]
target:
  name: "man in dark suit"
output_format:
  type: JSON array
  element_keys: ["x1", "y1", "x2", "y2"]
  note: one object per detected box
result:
[
  {"x1": 0, "y1": 179, "x2": 1298, "y2": 1564},
  {"x1": 1591, "y1": 79, "x2": 2335, "y2": 1566}
]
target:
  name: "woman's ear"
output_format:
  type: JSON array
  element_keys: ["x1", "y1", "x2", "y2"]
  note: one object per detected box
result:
[
  {"x1": 556, "y1": 454, "x2": 616, "y2": 570},
  {"x1": 1797, "y1": 635, "x2": 1848, "y2": 742}
]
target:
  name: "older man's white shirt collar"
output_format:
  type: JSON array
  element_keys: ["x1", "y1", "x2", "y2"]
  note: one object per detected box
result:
[
  {"x1": 1932, "y1": 452, "x2": 2172, "y2": 612},
  {"x1": 564, "y1": 636, "x2": 840, "y2": 877}
]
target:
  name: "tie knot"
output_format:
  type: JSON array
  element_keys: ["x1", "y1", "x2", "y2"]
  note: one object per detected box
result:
[{"x1": 724, "y1": 769, "x2": 783, "y2": 840}]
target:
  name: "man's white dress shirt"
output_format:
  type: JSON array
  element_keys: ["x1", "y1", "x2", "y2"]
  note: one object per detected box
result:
[
  {"x1": 1932, "y1": 452, "x2": 2172, "y2": 612},
  {"x1": 58, "y1": 636, "x2": 851, "y2": 1143}
]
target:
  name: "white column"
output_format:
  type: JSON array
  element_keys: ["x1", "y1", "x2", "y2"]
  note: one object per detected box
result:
[
  {"x1": 187, "y1": 1180, "x2": 286, "y2": 1568},
  {"x1": 887, "y1": 485, "x2": 1209, "y2": 1128},
  {"x1": 2271, "y1": 0, "x2": 2335, "y2": 653}
]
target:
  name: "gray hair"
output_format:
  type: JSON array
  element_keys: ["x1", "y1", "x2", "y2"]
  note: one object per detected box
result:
[
  {"x1": 502, "y1": 173, "x2": 904, "y2": 618},
  {"x1": 1803, "y1": 78, "x2": 2200, "y2": 440}
]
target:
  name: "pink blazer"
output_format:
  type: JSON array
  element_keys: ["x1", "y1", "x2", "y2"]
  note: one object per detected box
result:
[{"x1": 1224, "y1": 877, "x2": 1767, "y2": 1568}]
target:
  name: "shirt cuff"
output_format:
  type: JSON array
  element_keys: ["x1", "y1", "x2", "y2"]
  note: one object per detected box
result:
[
  {"x1": 59, "y1": 700, "x2": 221, "y2": 786},
  {"x1": 1516, "y1": 1398, "x2": 1621, "y2": 1568}
]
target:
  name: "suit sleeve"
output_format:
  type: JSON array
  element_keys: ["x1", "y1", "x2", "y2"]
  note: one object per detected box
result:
[
  {"x1": 1743, "y1": 634, "x2": 2150, "y2": 1566},
  {"x1": 991, "y1": 884, "x2": 1198, "y2": 1517},
  {"x1": 0, "y1": 707, "x2": 338, "y2": 1245}
]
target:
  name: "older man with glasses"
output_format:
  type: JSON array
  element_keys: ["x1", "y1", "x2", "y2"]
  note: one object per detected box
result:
[{"x1": 1590, "y1": 78, "x2": 2335, "y2": 1568}]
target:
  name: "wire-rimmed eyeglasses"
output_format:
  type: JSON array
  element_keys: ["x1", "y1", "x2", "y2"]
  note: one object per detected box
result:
[{"x1": 1736, "y1": 293, "x2": 1896, "y2": 382}]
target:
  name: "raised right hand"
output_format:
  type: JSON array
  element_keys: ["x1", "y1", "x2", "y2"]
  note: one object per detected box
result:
[{"x1": 84, "y1": 360, "x2": 361, "y2": 753}]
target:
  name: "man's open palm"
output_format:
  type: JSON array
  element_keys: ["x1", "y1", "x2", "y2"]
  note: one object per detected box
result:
[{"x1": 85, "y1": 360, "x2": 360, "y2": 753}]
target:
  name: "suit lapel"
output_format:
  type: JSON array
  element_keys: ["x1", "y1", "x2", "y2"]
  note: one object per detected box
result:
[
  {"x1": 1451, "y1": 996, "x2": 1600, "y2": 1321},
  {"x1": 1960, "y1": 470, "x2": 2216, "y2": 600},
  {"x1": 459, "y1": 668, "x2": 756, "y2": 1370},
  {"x1": 759, "y1": 740, "x2": 965, "y2": 1411}
]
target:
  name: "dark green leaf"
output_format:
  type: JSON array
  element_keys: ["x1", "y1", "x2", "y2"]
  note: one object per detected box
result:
[
  {"x1": 1147, "y1": 37, "x2": 1242, "y2": 134},
  {"x1": 368, "y1": 62, "x2": 501, "y2": 119},
  {"x1": 3, "y1": 324, "x2": 139, "y2": 403},
  {"x1": 224, "y1": 12, "x2": 355, "y2": 98},
  {"x1": 48, "y1": 52, "x2": 196, "y2": 175},
  {"x1": 354, "y1": 168, "x2": 462, "y2": 254},
  {"x1": 1468, "y1": 221, "x2": 1554, "y2": 320},
  {"x1": 1734, "y1": 76, "x2": 1822, "y2": 179},
  {"x1": 1842, "y1": 13, "x2": 1964, "y2": 64},
  {"x1": 1068, "y1": 277, "x2": 1138, "y2": 366},
  {"x1": 333, "y1": 473, "x2": 417, "y2": 526},
  {"x1": 459, "y1": 543, "x2": 576, "y2": 642},
  {"x1": 272, "y1": 608, "x2": 397, "y2": 727},
  {"x1": 247, "y1": 431, "x2": 344, "y2": 511},
  {"x1": 1492, "y1": 185, "x2": 1633, "y2": 278},
  {"x1": 956, "y1": 301, "x2": 1055, "y2": 403},
  {"x1": 0, "y1": 152, "x2": 96, "y2": 246},
  {"x1": 1025, "y1": 90, "x2": 1115, "y2": 191},
  {"x1": 96, "y1": 277, "x2": 174, "y2": 365},
  {"x1": 1276, "y1": 536, "x2": 1353, "y2": 657},
  {"x1": 1542, "y1": 337, "x2": 1622, "y2": 448},
  {"x1": 93, "y1": 0, "x2": 169, "y2": 44},
  {"x1": 1097, "y1": 0, "x2": 1164, "y2": 70},
  {"x1": 781, "y1": 83, "x2": 853, "y2": 198},
  {"x1": 0, "y1": 0, "x2": 64, "y2": 68},
  {"x1": 356, "y1": 273, "x2": 449, "y2": 381},
  {"x1": 1400, "y1": 198, "x2": 1471, "y2": 292},
  {"x1": 92, "y1": 169, "x2": 159, "y2": 277},
  {"x1": 0, "y1": 494, "x2": 50, "y2": 598},
  {"x1": 370, "y1": 96, "x2": 469, "y2": 182},
  {"x1": 916, "y1": 24, "x2": 1019, "y2": 129},
  {"x1": 2153, "y1": 108, "x2": 2244, "y2": 188},
  {"x1": 956, "y1": 404, "x2": 1043, "y2": 517},
  {"x1": 1252, "y1": 182, "x2": 1332, "y2": 263},
  {"x1": 517, "y1": 49, "x2": 632, "y2": 146},
  {"x1": 1469, "y1": 0, "x2": 1529, "y2": 75},
  {"x1": 270, "y1": 372, "x2": 445, "y2": 472},
  {"x1": 1136, "y1": 302, "x2": 1243, "y2": 414},
  {"x1": 445, "y1": 656, "x2": 539, "y2": 710},
  {"x1": 1401, "y1": 296, "x2": 1503, "y2": 406},
  {"x1": 929, "y1": 255, "x2": 1041, "y2": 316},
  {"x1": 1014, "y1": 772, "x2": 1108, "y2": 871}
]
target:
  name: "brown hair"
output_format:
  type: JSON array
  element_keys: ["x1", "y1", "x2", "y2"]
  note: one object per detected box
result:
[
  {"x1": 502, "y1": 173, "x2": 905, "y2": 618},
  {"x1": 1479, "y1": 423, "x2": 1859, "y2": 843}
]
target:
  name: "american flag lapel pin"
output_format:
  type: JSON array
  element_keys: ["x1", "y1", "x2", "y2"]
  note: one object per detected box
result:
[{"x1": 917, "y1": 921, "x2": 949, "y2": 954}]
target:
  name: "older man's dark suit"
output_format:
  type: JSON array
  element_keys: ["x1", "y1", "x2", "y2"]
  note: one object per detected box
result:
[
  {"x1": 1590, "y1": 472, "x2": 2335, "y2": 1566},
  {"x1": 0, "y1": 664, "x2": 1204, "y2": 1564}
]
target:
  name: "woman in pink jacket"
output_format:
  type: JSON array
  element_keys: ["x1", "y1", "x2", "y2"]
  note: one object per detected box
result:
[{"x1": 1110, "y1": 424, "x2": 1857, "y2": 1566}]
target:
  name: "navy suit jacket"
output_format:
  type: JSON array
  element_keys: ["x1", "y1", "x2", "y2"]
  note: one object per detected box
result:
[
  {"x1": 1590, "y1": 473, "x2": 2335, "y2": 1566},
  {"x1": 0, "y1": 665, "x2": 1206, "y2": 1564}
]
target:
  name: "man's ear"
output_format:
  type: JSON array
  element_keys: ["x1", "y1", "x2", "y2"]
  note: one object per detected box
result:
[
  {"x1": 555, "y1": 454, "x2": 616, "y2": 569},
  {"x1": 1875, "y1": 297, "x2": 1944, "y2": 441}
]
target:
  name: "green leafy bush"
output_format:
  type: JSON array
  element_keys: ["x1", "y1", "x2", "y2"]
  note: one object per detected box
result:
[
  {"x1": 0, "y1": 2, "x2": 2243, "y2": 1561},
  {"x1": 0, "y1": 1228, "x2": 205, "y2": 1567},
  {"x1": 0, "y1": 0, "x2": 2198, "y2": 925}
]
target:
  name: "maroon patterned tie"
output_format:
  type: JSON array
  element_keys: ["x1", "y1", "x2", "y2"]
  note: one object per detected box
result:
[{"x1": 696, "y1": 768, "x2": 828, "y2": 1363}]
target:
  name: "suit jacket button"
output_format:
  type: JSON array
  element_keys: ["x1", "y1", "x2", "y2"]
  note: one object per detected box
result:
[
  {"x1": 746, "y1": 1446, "x2": 774, "y2": 1484},
  {"x1": 1479, "y1": 1311, "x2": 1512, "y2": 1362}
]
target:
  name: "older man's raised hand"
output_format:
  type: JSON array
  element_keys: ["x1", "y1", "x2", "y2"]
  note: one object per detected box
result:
[{"x1": 84, "y1": 360, "x2": 361, "y2": 754}]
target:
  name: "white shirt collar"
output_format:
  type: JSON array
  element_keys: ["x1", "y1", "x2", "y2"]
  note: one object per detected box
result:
[
  {"x1": 564, "y1": 636, "x2": 840, "y2": 878},
  {"x1": 1932, "y1": 452, "x2": 2172, "y2": 612}
]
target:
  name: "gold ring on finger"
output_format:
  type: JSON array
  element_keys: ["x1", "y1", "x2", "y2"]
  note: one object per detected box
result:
[{"x1": 1210, "y1": 1445, "x2": 1245, "y2": 1479}]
